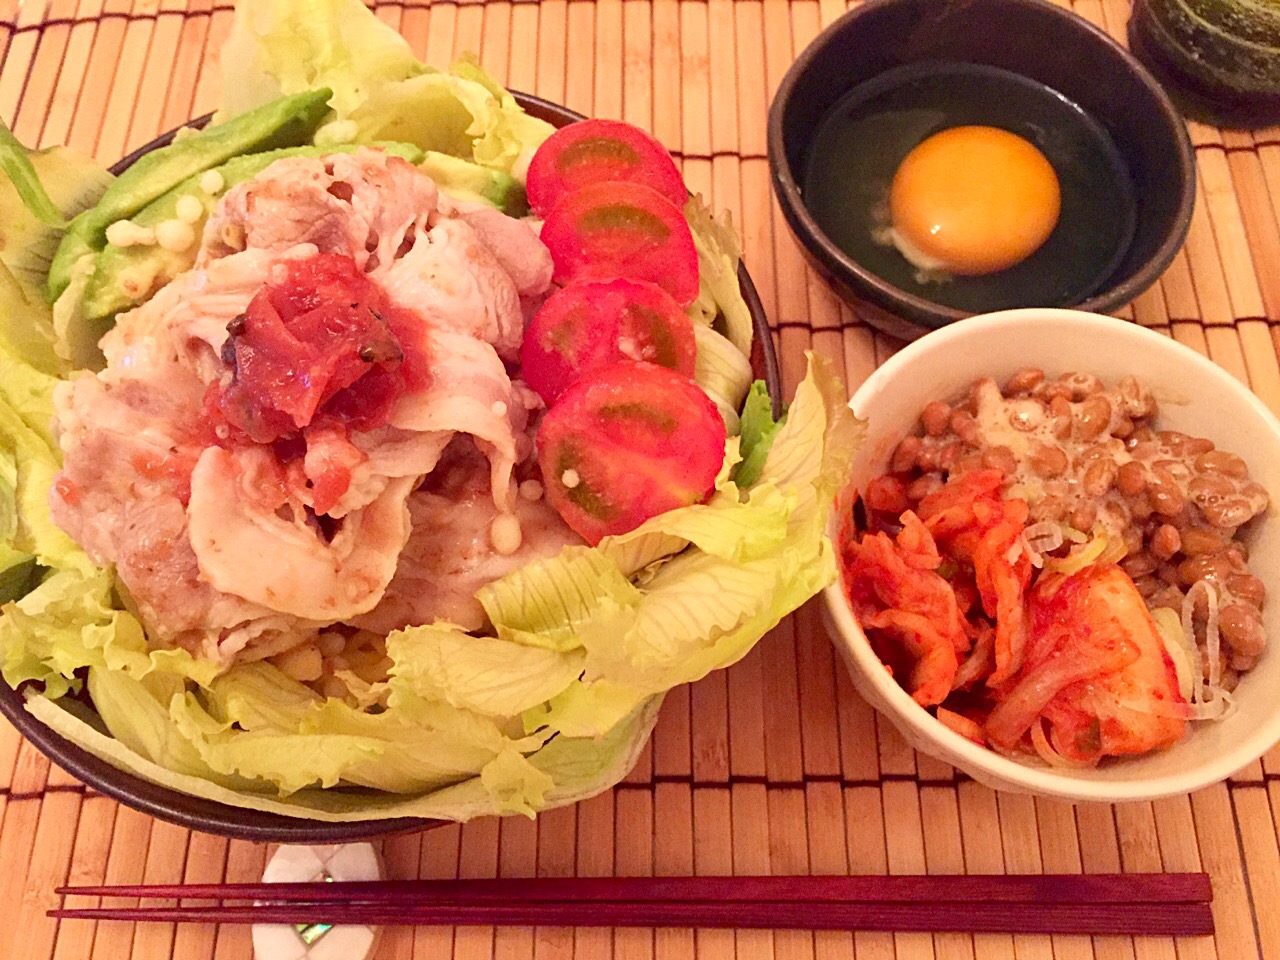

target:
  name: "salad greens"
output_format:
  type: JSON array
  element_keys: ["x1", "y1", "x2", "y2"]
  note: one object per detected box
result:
[
  {"x1": 0, "y1": 133, "x2": 110, "y2": 373},
  {"x1": 0, "y1": 0, "x2": 862, "y2": 822},
  {"x1": 736, "y1": 381, "x2": 785, "y2": 488},
  {"x1": 217, "y1": 0, "x2": 425, "y2": 121}
]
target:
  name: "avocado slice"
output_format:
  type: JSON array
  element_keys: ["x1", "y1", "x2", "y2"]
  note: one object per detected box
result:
[
  {"x1": 78, "y1": 141, "x2": 425, "y2": 323},
  {"x1": 0, "y1": 546, "x2": 35, "y2": 603},
  {"x1": 47, "y1": 88, "x2": 335, "y2": 302},
  {"x1": 419, "y1": 151, "x2": 528, "y2": 216}
]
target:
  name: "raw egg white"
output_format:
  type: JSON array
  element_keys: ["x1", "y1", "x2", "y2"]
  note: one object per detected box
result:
[{"x1": 877, "y1": 125, "x2": 1062, "y2": 279}]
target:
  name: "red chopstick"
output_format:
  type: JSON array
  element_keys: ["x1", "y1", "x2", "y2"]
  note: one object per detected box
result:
[
  {"x1": 50, "y1": 873, "x2": 1215, "y2": 937},
  {"x1": 48, "y1": 899, "x2": 1212, "y2": 936},
  {"x1": 56, "y1": 872, "x2": 1210, "y2": 904}
]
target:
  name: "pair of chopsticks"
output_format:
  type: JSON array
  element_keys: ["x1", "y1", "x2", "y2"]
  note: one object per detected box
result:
[{"x1": 52, "y1": 873, "x2": 1214, "y2": 936}]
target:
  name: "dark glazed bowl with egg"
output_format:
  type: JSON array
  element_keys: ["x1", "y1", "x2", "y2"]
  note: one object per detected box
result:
[{"x1": 768, "y1": 0, "x2": 1196, "y2": 340}]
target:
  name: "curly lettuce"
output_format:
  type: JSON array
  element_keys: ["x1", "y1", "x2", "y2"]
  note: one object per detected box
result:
[{"x1": 218, "y1": 0, "x2": 554, "y2": 176}]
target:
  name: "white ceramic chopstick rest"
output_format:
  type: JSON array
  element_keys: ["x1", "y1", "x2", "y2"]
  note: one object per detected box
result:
[{"x1": 251, "y1": 843, "x2": 384, "y2": 960}]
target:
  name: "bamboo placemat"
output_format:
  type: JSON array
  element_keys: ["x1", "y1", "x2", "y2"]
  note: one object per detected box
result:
[{"x1": 2, "y1": 1, "x2": 1280, "y2": 958}]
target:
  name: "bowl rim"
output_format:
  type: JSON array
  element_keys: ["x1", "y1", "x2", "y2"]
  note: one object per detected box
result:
[
  {"x1": 766, "y1": 0, "x2": 1197, "y2": 337},
  {"x1": 822, "y1": 307, "x2": 1280, "y2": 802},
  {"x1": 0, "y1": 91, "x2": 781, "y2": 840}
]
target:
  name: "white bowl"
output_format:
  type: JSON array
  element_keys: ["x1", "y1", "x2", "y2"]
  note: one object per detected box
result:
[{"x1": 822, "y1": 308, "x2": 1280, "y2": 802}]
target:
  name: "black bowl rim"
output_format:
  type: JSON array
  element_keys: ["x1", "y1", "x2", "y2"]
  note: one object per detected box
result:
[
  {"x1": 766, "y1": 0, "x2": 1197, "y2": 338},
  {"x1": 0, "y1": 90, "x2": 780, "y2": 841}
]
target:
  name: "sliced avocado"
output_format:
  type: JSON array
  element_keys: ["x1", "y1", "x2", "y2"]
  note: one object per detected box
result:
[
  {"x1": 47, "y1": 88, "x2": 335, "y2": 302},
  {"x1": 80, "y1": 141, "x2": 426, "y2": 323},
  {"x1": 419, "y1": 150, "x2": 528, "y2": 216},
  {"x1": 0, "y1": 546, "x2": 35, "y2": 603}
]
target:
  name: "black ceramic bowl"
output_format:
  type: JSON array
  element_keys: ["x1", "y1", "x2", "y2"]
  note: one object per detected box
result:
[
  {"x1": 0, "y1": 92, "x2": 778, "y2": 841},
  {"x1": 768, "y1": 0, "x2": 1196, "y2": 340}
]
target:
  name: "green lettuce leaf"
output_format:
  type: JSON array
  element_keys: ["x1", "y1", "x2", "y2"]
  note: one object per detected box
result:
[
  {"x1": 0, "y1": 263, "x2": 61, "y2": 375},
  {"x1": 522, "y1": 678, "x2": 651, "y2": 739},
  {"x1": 735, "y1": 381, "x2": 783, "y2": 488},
  {"x1": 581, "y1": 544, "x2": 833, "y2": 694},
  {"x1": 759, "y1": 353, "x2": 863, "y2": 541},
  {"x1": 169, "y1": 691, "x2": 387, "y2": 795},
  {"x1": 0, "y1": 124, "x2": 111, "y2": 311},
  {"x1": 0, "y1": 445, "x2": 17, "y2": 544},
  {"x1": 0, "y1": 340, "x2": 60, "y2": 443},
  {"x1": 477, "y1": 546, "x2": 642, "y2": 651},
  {"x1": 685, "y1": 194, "x2": 754, "y2": 357},
  {"x1": 204, "y1": 659, "x2": 322, "y2": 731},
  {"x1": 217, "y1": 0, "x2": 425, "y2": 120},
  {"x1": 596, "y1": 475, "x2": 792, "y2": 572},
  {"x1": 335, "y1": 60, "x2": 555, "y2": 175},
  {"x1": 0, "y1": 123, "x2": 109, "y2": 375},
  {"x1": 337, "y1": 72, "x2": 498, "y2": 157},
  {"x1": 0, "y1": 336, "x2": 90, "y2": 577},
  {"x1": 386, "y1": 623, "x2": 584, "y2": 718},
  {"x1": 51, "y1": 254, "x2": 106, "y2": 371},
  {"x1": 218, "y1": 0, "x2": 555, "y2": 178},
  {"x1": 0, "y1": 329, "x2": 76, "y2": 600},
  {"x1": 174, "y1": 682, "x2": 494, "y2": 796},
  {"x1": 0, "y1": 121, "x2": 69, "y2": 229},
  {"x1": 86, "y1": 666, "x2": 258, "y2": 786},
  {"x1": 0, "y1": 392, "x2": 94, "y2": 576},
  {"x1": 0, "y1": 445, "x2": 35, "y2": 603},
  {"x1": 0, "y1": 569, "x2": 219, "y2": 699},
  {"x1": 0, "y1": 549, "x2": 36, "y2": 604},
  {"x1": 153, "y1": 660, "x2": 555, "y2": 796},
  {"x1": 22, "y1": 690, "x2": 662, "y2": 821},
  {"x1": 693, "y1": 322, "x2": 753, "y2": 435}
]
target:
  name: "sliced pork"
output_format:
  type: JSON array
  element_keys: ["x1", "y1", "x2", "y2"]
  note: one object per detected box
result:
[
  {"x1": 349, "y1": 448, "x2": 579, "y2": 634},
  {"x1": 50, "y1": 146, "x2": 572, "y2": 669},
  {"x1": 50, "y1": 373, "x2": 289, "y2": 660},
  {"x1": 201, "y1": 148, "x2": 549, "y2": 360}
]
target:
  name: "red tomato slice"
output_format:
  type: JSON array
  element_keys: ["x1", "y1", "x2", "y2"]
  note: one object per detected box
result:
[
  {"x1": 539, "y1": 182, "x2": 700, "y2": 306},
  {"x1": 526, "y1": 119, "x2": 688, "y2": 217},
  {"x1": 537, "y1": 361, "x2": 725, "y2": 544},
  {"x1": 521, "y1": 278, "x2": 697, "y2": 405}
]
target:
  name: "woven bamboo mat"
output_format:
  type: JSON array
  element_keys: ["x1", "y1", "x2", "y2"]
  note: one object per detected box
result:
[{"x1": 2, "y1": 1, "x2": 1280, "y2": 958}]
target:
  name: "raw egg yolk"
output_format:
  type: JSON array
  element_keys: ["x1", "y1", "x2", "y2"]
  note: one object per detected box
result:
[{"x1": 887, "y1": 125, "x2": 1061, "y2": 277}]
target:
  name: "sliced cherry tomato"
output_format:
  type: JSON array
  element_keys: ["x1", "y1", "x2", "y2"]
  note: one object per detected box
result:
[
  {"x1": 521, "y1": 278, "x2": 697, "y2": 405},
  {"x1": 537, "y1": 361, "x2": 725, "y2": 544},
  {"x1": 526, "y1": 118, "x2": 688, "y2": 217},
  {"x1": 539, "y1": 182, "x2": 699, "y2": 306}
]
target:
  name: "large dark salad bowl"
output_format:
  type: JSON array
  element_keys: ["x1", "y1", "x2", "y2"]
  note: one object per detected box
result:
[{"x1": 0, "y1": 93, "x2": 780, "y2": 841}]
